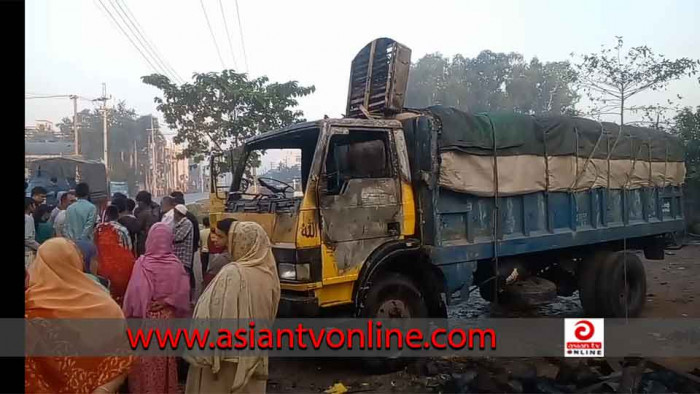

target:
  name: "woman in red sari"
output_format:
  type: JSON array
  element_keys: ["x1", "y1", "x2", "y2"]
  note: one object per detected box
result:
[
  {"x1": 123, "y1": 222, "x2": 191, "y2": 394},
  {"x1": 95, "y1": 205, "x2": 135, "y2": 305}
]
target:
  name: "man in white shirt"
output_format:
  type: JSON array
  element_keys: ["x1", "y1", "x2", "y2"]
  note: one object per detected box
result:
[
  {"x1": 49, "y1": 191, "x2": 66, "y2": 224},
  {"x1": 53, "y1": 191, "x2": 76, "y2": 237},
  {"x1": 160, "y1": 196, "x2": 176, "y2": 228}
]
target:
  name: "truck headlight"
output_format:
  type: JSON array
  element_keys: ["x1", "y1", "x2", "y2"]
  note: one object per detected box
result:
[
  {"x1": 296, "y1": 263, "x2": 311, "y2": 281},
  {"x1": 278, "y1": 263, "x2": 311, "y2": 281}
]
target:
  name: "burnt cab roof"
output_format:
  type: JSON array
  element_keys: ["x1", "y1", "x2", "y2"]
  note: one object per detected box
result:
[{"x1": 243, "y1": 117, "x2": 402, "y2": 147}]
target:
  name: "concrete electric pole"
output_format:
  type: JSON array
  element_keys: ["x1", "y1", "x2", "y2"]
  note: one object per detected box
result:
[
  {"x1": 93, "y1": 83, "x2": 111, "y2": 171},
  {"x1": 69, "y1": 95, "x2": 79, "y2": 155},
  {"x1": 147, "y1": 115, "x2": 157, "y2": 193}
]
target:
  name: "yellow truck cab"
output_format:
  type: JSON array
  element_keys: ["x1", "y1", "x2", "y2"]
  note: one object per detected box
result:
[{"x1": 210, "y1": 115, "x2": 421, "y2": 317}]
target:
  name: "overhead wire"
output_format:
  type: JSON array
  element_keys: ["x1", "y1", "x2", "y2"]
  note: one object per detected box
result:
[
  {"x1": 199, "y1": 0, "x2": 227, "y2": 70},
  {"x1": 233, "y1": 0, "x2": 249, "y2": 72},
  {"x1": 114, "y1": 0, "x2": 185, "y2": 84},
  {"x1": 108, "y1": 0, "x2": 180, "y2": 83},
  {"x1": 217, "y1": 0, "x2": 238, "y2": 70},
  {"x1": 25, "y1": 94, "x2": 96, "y2": 101},
  {"x1": 94, "y1": 0, "x2": 163, "y2": 76},
  {"x1": 25, "y1": 95, "x2": 71, "y2": 99}
]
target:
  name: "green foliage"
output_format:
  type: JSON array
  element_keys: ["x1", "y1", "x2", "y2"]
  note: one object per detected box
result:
[
  {"x1": 672, "y1": 107, "x2": 700, "y2": 181},
  {"x1": 405, "y1": 51, "x2": 579, "y2": 115},
  {"x1": 574, "y1": 36, "x2": 699, "y2": 124},
  {"x1": 141, "y1": 70, "x2": 315, "y2": 163}
]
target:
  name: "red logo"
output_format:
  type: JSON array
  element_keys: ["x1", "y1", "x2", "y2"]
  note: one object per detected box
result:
[{"x1": 574, "y1": 320, "x2": 595, "y2": 341}]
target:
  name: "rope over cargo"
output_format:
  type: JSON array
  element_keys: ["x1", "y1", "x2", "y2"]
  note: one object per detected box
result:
[{"x1": 425, "y1": 106, "x2": 686, "y2": 197}]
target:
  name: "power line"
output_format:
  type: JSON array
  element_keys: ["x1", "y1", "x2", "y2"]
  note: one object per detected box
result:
[
  {"x1": 25, "y1": 95, "x2": 71, "y2": 99},
  {"x1": 234, "y1": 0, "x2": 249, "y2": 73},
  {"x1": 199, "y1": 0, "x2": 227, "y2": 70},
  {"x1": 109, "y1": 0, "x2": 178, "y2": 82},
  {"x1": 95, "y1": 0, "x2": 163, "y2": 76},
  {"x1": 25, "y1": 94, "x2": 96, "y2": 101},
  {"x1": 114, "y1": 0, "x2": 185, "y2": 84},
  {"x1": 217, "y1": 0, "x2": 238, "y2": 70}
]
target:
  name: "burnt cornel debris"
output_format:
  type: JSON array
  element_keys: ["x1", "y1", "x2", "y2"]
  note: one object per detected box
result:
[{"x1": 435, "y1": 358, "x2": 700, "y2": 394}]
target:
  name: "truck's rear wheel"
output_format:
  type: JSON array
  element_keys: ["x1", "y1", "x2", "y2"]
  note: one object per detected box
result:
[
  {"x1": 596, "y1": 251, "x2": 646, "y2": 318},
  {"x1": 578, "y1": 251, "x2": 614, "y2": 317},
  {"x1": 360, "y1": 273, "x2": 428, "y2": 373}
]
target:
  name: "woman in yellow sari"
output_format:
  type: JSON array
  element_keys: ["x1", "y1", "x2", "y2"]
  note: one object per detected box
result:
[
  {"x1": 25, "y1": 238, "x2": 133, "y2": 393},
  {"x1": 185, "y1": 221, "x2": 281, "y2": 393}
]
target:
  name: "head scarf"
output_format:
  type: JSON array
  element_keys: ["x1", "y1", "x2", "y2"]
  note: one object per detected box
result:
[
  {"x1": 123, "y1": 223, "x2": 191, "y2": 318},
  {"x1": 26, "y1": 238, "x2": 123, "y2": 319},
  {"x1": 25, "y1": 238, "x2": 133, "y2": 393},
  {"x1": 185, "y1": 221, "x2": 280, "y2": 391}
]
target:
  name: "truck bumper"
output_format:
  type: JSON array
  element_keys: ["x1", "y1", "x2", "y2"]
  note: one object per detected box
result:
[{"x1": 278, "y1": 291, "x2": 320, "y2": 317}]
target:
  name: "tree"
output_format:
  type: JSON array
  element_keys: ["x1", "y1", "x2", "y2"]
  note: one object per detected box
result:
[
  {"x1": 405, "y1": 50, "x2": 578, "y2": 115},
  {"x1": 142, "y1": 71, "x2": 315, "y2": 163},
  {"x1": 57, "y1": 101, "x2": 154, "y2": 193},
  {"x1": 672, "y1": 107, "x2": 700, "y2": 181},
  {"x1": 574, "y1": 36, "x2": 699, "y2": 127}
]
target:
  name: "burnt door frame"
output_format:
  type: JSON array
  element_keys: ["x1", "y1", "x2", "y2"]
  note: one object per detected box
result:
[{"x1": 317, "y1": 126, "x2": 403, "y2": 272}]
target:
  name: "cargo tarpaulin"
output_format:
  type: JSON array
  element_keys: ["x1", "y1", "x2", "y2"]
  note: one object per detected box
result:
[{"x1": 426, "y1": 106, "x2": 686, "y2": 196}]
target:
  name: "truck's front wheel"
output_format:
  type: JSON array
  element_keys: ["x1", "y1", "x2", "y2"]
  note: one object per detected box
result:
[
  {"x1": 359, "y1": 273, "x2": 428, "y2": 373},
  {"x1": 362, "y1": 273, "x2": 429, "y2": 319}
]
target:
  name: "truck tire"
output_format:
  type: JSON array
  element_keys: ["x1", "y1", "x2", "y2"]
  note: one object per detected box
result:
[
  {"x1": 362, "y1": 273, "x2": 429, "y2": 318},
  {"x1": 578, "y1": 251, "x2": 614, "y2": 317},
  {"x1": 596, "y1": 251, "x2": 647, "y2": 318},
  {"x1": 359, "y1": 273, "x2": 428, "y2": 373}
]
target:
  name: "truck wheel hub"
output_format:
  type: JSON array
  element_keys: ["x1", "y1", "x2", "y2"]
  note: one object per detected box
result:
[{"x1": 377, "y1": 299, "x2": 410, "y2": 318}]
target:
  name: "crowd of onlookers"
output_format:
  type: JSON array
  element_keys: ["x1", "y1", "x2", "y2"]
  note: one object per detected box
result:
[
  {"x1": 25, "y1": 180, "x2": 280, "y2": 393},
  {"x1": 24, "y1": 182, "x2": 214, "y2": 289}
]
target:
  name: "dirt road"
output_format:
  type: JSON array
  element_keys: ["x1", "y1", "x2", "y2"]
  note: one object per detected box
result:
[{"x1": 267, "y1": 245, "x2": 700, "y2": 393}]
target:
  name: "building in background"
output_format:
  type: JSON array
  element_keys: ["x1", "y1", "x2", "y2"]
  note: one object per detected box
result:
[
  {"x1": 161, "y1": 136, "x2": 188, "y2": 194},
  {"x1": 188, "y1": 163, "x2": 206, "y2": 193},
  {"x1": 25, "y1": 122, "x2": 76, "y2": 161},
  {"x1": 281, "y1": 150, "x2": 301, "y2": 167}
]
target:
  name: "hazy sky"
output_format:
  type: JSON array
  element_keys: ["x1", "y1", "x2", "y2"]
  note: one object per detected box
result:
[{"x1": 26, "y1": 0, "x2": 700, "y2": 132}]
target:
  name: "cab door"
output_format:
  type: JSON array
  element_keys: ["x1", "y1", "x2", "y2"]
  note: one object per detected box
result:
[{"x1": 317, "y1": 127, "x2": 402, "y2": 272}]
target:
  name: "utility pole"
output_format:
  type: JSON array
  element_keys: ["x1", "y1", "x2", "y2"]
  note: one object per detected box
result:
[
  {"x1": 147, "y1": 115, "x2": 157, "y2": 193},
  {"x1": 69, "y1": 95, "x2": 79, "y2": 155},
  {"x1": 93, "y1": 83, "x2": 111, "y2": 172}
]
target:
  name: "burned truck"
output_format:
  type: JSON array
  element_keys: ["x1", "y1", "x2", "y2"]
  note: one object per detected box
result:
[{"x1": 209, "y1": 38, "x2": 686, "y2": 319}]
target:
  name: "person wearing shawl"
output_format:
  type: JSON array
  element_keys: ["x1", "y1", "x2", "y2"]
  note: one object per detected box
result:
[
  {"x1": 25, "y1": 238, "x2": 133, "y2": 393},
  {"x1": 185, "y1": 221, "x2": 281, "y2": 393},
  {"x1": 95, "y1": 205, "x2": 135, "y2": 305},
  {"x1": 122, "y1": 222, "x2": 191, "y2": 393}
]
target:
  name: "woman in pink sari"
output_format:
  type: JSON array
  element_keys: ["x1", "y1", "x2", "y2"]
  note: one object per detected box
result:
[{"x1": 123, "y1": 222, "x2": 191, "y2": 394}]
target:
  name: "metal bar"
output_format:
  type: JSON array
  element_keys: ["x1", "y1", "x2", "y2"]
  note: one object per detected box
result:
[
  {"x1": 570, "y1": 193, "x2": 577, "y2": 231},
  {"x1": 362, "y1": 41, "x2": 377, "y2": 114}
]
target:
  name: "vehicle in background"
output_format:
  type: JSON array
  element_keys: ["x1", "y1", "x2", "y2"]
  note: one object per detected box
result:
[
  {"x1": 26, "y1": 157, "x2": 110, "y2": 213},
  {"x1": 109, "y1": 181, "x2": 129, "y2": 198}
]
